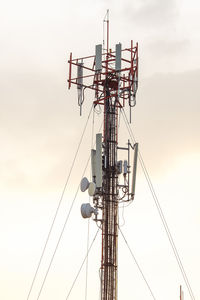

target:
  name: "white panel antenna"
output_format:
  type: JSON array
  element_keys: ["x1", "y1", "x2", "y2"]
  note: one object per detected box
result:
[
  {"x1": 95, "y1": 44, "x2": 102, "y2": 72},
  {"x1": 91, "y1": 149, "x2": 97, "y2": 182},
  {"x1": 131, "y1": 143, "x2": 138, "y2": 196},
  {"x1": 123, "y1": 160, "x2": 128, "y2": 174},
  {"x1": 77, "y1": 61, "x2": 83, "y2": 115},
  {"x1": 117, "y1": 160, "x2": 122, "y2": 174},
  {"x1": 133, "y1": 71, "x2": 138, "y2": 95},
  {"x1": 96, "y1": 133, "x2": 102, "y2": 188},
  {"x1": 115, "y1": 43, "x2": 122, "y2": 72}
]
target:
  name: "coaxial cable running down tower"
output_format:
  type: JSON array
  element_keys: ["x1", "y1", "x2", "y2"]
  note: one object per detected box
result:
[{"x1": 68, "y1": 14, "x2": 139, "y2": 300}]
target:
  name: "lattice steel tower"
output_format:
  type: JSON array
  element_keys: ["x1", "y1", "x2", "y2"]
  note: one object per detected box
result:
[{"x1": 68, "y1": 11, "x2": 139, "y2": 300}]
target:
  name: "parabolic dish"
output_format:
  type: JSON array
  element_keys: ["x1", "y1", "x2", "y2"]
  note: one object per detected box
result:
[
  {"x1": 88, "y1": 182, "x2": 96, "y2": 196},
  {"x1": 80, "y1": 177, "x2": 89, "y2": 192}
]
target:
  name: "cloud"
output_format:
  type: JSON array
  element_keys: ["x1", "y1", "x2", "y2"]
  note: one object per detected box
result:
[
  {"x1": 1, "y1": 63, "x2": 200, "y2": 193},
  {"x1": 147, "y1": 38, "x2": 189, "y2": 56},
  {"x1": 133, "y1": 68, "x2": 200, "y2": 173},
  {"x1": 122, "y1": 0, "x2": 178, "y2": 28}
]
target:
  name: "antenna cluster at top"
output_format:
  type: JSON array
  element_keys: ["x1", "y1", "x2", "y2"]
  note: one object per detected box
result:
[{"x1": 67, "y1": 15, "x2": 139, "y2": 116}]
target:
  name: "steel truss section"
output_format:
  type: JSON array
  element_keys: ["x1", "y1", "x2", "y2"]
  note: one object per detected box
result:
[
  {"x1": 68, "y1": 41, "x2": 138, "y2": 109},
  {"x1": 68, "y1": 39, "x2": 139, "y2": 300}
]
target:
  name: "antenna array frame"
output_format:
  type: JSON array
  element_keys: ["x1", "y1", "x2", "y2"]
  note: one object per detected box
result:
[{"x1": 68, "y1": 41, "x2": 138, "y2": 109}]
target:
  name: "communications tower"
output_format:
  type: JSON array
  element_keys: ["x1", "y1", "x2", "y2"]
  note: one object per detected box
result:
[{"x1": 68, "y1": 11, "x2": 139, "y2": 300}]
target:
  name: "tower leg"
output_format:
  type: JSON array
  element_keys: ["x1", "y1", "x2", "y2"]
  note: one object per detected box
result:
[{"x1": 101, "y1": 95, "x2": 119, "y2": 300}]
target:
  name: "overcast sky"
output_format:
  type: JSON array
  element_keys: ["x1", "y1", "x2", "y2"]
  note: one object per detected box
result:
[{"x1": 0, "y1": 0, "x2": 200, "y2": 300}]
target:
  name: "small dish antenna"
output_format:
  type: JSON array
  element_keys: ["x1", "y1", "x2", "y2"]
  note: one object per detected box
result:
[
  {"x1": 80, "y1": 177, "x2": 89, "y2": 192},
  {"x1": 88, "y1": 182, "x2": 96, "y2": 196},
  {"x1": 81, "y1": 203, "x2": 96, "y2": 218}
]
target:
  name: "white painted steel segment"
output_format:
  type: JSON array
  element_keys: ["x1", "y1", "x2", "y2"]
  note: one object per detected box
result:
[
  {"x1": 96, "y1": 133, "x2": 102, "y2": 187},
  {"x1": 115, "y1": 43, "x2": 122, "y2": 71},
  {"x1": 95, "y1": 44, "x2": 102, "y2": 71}
]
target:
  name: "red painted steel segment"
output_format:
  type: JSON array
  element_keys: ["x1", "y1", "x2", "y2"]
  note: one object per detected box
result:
[{"x1": 68, "y1": 52, "x2": 72, "y2": 89}]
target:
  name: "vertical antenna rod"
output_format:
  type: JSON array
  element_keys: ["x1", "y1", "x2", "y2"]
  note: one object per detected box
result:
[
  {"x1": 106, "y1": 9, "x2": 109, "y2": 53},
  {"x1": 103, "y1": 9, "x2": 109, "y2": 54}
]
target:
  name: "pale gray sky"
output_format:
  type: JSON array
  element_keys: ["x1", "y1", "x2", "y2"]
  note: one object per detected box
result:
[{"x1": 0, "y1": 0, "x2": 200, "y2": 300}]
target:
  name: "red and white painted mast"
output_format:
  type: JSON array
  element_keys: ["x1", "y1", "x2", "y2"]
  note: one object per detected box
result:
[{"x1": 68, "y1": 13, "x2": 139, "y2": 300}]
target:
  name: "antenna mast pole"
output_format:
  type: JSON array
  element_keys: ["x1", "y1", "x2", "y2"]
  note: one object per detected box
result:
[
  {"x1": 68, "y1": 14, "x2": 139, "y2": 300},
  {"x1": 106, "y1": 10, "x2": 109, "y2": 54},
  {"x1": 101, "y1": 11, "x2": 119, "y2": 300}
]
